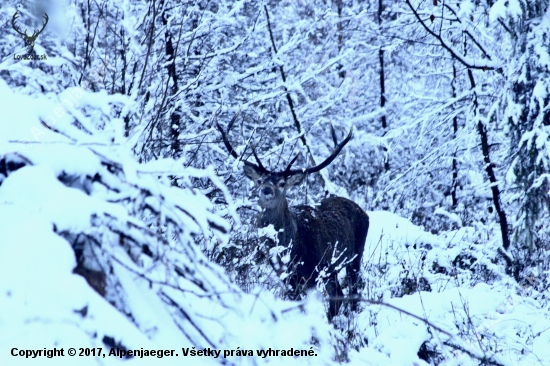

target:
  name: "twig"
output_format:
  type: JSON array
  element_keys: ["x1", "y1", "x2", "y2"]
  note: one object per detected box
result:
[{"x1": 404, "y1": 0, "x2": 498, "y2": 71}]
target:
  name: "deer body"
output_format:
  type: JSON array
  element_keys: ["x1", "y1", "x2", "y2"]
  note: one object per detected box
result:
[
  {"x1": 290, "y1": 197, "x2": 368, "y2": 296},
  {"x1": 245, "y1": 164, "x2": 369, "y2": 320},
  {"x1": 217, "y1": 114, "x2": 368, "y2": 321}
]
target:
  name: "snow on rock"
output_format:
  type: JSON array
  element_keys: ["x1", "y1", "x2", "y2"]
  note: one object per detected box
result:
[{"x1": 0, "y1": 206, "x2": 157, "y2": 366}]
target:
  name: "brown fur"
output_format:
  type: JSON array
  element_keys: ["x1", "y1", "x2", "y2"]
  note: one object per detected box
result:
[{"x1": 245, "y1": 165, "x2": 369, "y2": 321}]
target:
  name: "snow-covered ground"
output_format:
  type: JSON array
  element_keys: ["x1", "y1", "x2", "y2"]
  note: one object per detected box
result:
[
  {"x1": 350, "y1": 211, "x2": 550, "y2": 365},
  {"x1": 2, "y1": 0, "x2": 550, "y2": 362},
  {"x1": 1, "y1": 149, "x2": 548, "y2": 365}
]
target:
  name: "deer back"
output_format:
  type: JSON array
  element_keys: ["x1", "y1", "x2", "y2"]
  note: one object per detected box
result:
[{"x1": 290, "y1": 197, "x2": 369, "y2": 285}]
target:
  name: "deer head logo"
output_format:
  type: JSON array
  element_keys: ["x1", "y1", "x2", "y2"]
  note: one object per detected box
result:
[{"x1": 11, "y1": 11, "x2": 49, "y2": 55}]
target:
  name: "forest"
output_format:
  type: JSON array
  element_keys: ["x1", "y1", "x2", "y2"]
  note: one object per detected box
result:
[{"x1": 1, "y1": 0, "x2": 549, "y2": 364}]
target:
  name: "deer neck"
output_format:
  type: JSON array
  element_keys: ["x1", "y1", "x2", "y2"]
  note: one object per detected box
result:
[{"x1": 258, "y1": 198, "x2": 297, "y2": 245}]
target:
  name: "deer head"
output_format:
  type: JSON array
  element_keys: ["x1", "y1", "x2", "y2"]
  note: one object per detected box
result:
[
  {"x1": 243, "y1": 164, "x2": 305, "y2": 209},
  {"x1": 12, "y1": 11, "x2": 49, "y2": 54},
  {"x1": 216, "y1": 113, "x2": 353, "y2": 210}
]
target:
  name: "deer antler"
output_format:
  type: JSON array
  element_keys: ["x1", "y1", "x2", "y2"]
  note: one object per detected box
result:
[
  {"x1": 285, "y1": 124, "x2": 353, "y2": 176},
  {"x1": 216, "y1": 112, "x2": 353, "y2": 177},
  {"x1": 216, "y1": 110, "x2": 272, "y2": 175},
  {"x1": 11, "y1": 11, "x2": 48, "y2": 41},
  {"x1": 251, "y1": 124, "x2": 352, "y2": 177},
  {"x1": 11, "y1": 11, "x2": 27, "y2": 37},
  {"x1": 283, "y1": 152, "x2": 301, "y2": 173},
  {"x1": 215, "y1": 109, "x2": 241, "y2": 159},
  {"x1": 250, "y1": 144, "x2": 268, "y2": 173},
  {"x1": 30, "y1": 13, "x2": 49, "y2": 41}
]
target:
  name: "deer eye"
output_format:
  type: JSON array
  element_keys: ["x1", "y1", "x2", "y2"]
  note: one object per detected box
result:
[{"x1": 278, "y1": 182, "x2": 286, "y2": 188}]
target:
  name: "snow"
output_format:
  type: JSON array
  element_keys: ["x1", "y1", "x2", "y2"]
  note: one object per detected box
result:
[
  {"x1": 350, "y1": 210, "x2": 550, "y2": 365},
  {"x1": 365, "y1": 211, "x2": 440, "y2": 253},
  {"x1": 0, "y1": 78, "x2": 334, "y2": 365},
  {"x1": 489, "y1": 0, "x2": 523, "y2": 23},
  {"x1": 2, "y1": 0, "x2": 550, "y2": 364},
  {"x1": 0, "y1": 206, "x2": 156, "y2": 366},
  {"x1": 0, "y1": 164, "x2": 124, "y2": 233},
  {"x1": 458, "y1": 1, "x2": 475, "y2": 20},
  {"x1": 3, "y1": 80, "x2": 549, "y2": 363}
]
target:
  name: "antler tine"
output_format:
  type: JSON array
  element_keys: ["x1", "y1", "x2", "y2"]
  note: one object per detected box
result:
[
  {"x1": 214, "y1": 109, "x2": 277, "y2": 175},
  {"x1": 329, "y1": 122, "x2": 338, "y2": 147},
  {"x1": 11, "y1": 11, "x2": 27, "y2": 37},
  {"x1": 287, "y1": 124, "x2": 353, "y2": 175},
  {"x1": 226, "y1": 108, "x2": 240, "y2": 133},
  {"x1": 215, "y1": 109, "x2": 240, "y2": 159},
  {"x1": 250, "y1": 144, "x2": 269, "y2": 174},
  {"x1": 283, "y1": 152, "x2": 301, "y2": 175}
]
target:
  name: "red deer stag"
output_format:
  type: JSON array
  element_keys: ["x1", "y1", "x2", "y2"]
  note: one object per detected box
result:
[{"x1": 217, "y1": 117, "x2": 369, "y2": 321}]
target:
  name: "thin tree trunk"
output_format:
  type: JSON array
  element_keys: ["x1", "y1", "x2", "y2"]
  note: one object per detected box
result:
[
  {"x1": 264, "y1": 6, "x2": 304, "y2": 143},
  {"x1": 451, "y1": 64, "x2": 459, "y2": 208},
  {"x1": 264, "y1": 5, "x2": 320, "y2": 175},
  {"x1": 162, "y1": 6, "x2": 181, "y2": 157},
  {"x1": 336, "y1": 0, "x2": 345, "y2": 79},
  {"x1": 467, "y1": 70, "x2": 511, "y2": 253},
  {"x1": 378, "y1": 0, "x2": 389, "y2": 171}
]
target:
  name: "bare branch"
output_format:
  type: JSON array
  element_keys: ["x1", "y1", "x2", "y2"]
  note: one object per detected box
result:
[{"x1": 404, "y1": 0, "x2": 500, "y2": 71}]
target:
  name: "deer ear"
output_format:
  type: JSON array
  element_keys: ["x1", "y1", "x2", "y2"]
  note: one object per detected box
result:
[
  {"x1": 286, "y1": 172, "x2": 305, "y2": 187},
  {"x1": 243, "y1": 163, "x2": 262, "y2": 181}
]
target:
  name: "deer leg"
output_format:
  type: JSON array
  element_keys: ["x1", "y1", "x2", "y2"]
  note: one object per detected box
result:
[
  {"x1": 285, "y1": 274, "x2": 300, "y2": 301},
  {"x1": 349, "y1": 224, "x2": 367, "y2": 312},
  {"x1": 286, "y1": 271, "x2": 310, "y2": 302},
  {"x1": 325, "y1": 275, "x2": 344, "y2": 322},
  {"x1": 348, "y1": 261, "x2": 360, "y2": 312}
]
